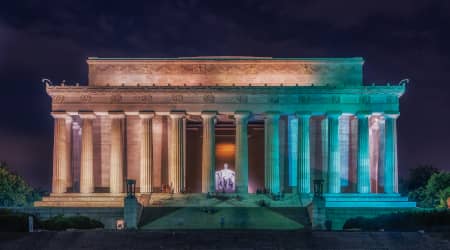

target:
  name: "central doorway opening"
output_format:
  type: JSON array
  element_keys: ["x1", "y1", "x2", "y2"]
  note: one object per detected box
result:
[
  {"x1": 215, "y1": 121, "x2": 236, "y2": 192},
  {"x1": 185, "y1": 117, "x2": 265, "y2": 193}
]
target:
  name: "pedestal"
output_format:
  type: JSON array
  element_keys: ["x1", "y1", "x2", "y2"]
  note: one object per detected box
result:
[
  {"x1": 311, "y1": 197, "x2": 326, "y2": 230},
  {"x1": 124, "y1": 196, "x2": 141, "y2": 229}
]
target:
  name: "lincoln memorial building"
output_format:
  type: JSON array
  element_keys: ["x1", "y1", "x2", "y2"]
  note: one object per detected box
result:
[{"x1": 35, "y1": 57, "x2": 415, "y2": 209}]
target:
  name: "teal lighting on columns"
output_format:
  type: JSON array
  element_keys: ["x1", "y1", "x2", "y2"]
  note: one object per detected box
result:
[
  {"x1": 288, "y1": 116, "x2": 298, "y2": 189},
  {"x1": 357, "y1": 112, "x2": 371, "y2": 193},
  {"x1": 235, "y1": 111, "x2": 250, "y2": 194},
  {"x1": 201, "y1": 111, "x2": 217, "y2": 193},
  {"x1": 265, "y1": 112, "x2": 280, "y2": 194},
  {"x1": 384, "y1": 112, "x2": 399, "y2": 193},
  {"x1": 327, "y1": 112, "x2": 341, "y2": 194},
  {"x1": 297, "y1": 112, "x2": 311, "y2": 194}
]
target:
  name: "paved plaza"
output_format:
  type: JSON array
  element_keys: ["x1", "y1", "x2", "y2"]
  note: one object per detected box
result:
[{"x1": 0, "y1": 230, "x2": 449, "y2": 250}]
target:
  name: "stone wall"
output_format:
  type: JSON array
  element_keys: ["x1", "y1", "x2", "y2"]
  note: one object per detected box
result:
[
  {"x1": 326, "y1": 207, "x2": 417, "y2": 230},
  {"x1": 8, "y1": 207, "x2": 123, "y2": 229}
]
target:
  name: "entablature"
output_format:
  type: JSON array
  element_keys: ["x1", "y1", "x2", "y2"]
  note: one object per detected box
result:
[{"x1": 46, "y1": 85, "x2": 405, "y2": 115}]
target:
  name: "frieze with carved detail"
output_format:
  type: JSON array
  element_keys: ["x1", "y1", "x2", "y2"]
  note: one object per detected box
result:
[
  {"x1": 110, "y1": 94, "x2": 122, "y2": 104},
  {"x1": 87, "y1": 59, "x2": 364, "y2": 86},
  {"x1": 360, "y1": 96, "x2": 371, "y2": 104},
  {"x1": 171, "y1": 95, "x2": 183, "y2": 103},
  {"x1": 203, "y1": 94, "x2": 215, "y2": 103}
]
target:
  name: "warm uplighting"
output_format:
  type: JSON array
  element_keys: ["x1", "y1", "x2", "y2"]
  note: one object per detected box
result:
[{"x1": 215, "y1": 143, "x2": 235, "y2": 158}]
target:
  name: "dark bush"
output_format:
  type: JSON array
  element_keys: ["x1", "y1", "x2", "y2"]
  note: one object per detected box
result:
[
  {"x1": 0, "y1": 209, "x2": 37, "y2": 232},
  {"x1": 0, "y1": 214, "x2": 29, "y2": 232},
  {"x1": 40, "y1": 215, "x2": 104, "y2": 230},
  {"x1": 257, "y1": 199, "x2": 269, "y2": 207},
  {"x1": 343, "y1": 210, "x2": 450, "y2": 231}
]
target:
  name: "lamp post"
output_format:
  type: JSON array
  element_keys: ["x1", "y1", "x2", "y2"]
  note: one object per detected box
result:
[
  {"x1": 126, "y1": 179, "x2": 136, "y2": 198},
  {"x1": 313, "y1": 179, "x2": 324, "y2": 198}
]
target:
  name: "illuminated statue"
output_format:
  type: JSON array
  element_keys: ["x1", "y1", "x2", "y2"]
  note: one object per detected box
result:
[{"x1": 215, "y1": 163, "x2": 235, "y2": 192}]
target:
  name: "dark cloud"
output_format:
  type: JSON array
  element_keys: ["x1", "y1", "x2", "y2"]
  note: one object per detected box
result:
[{"x1": 0, "y1": 0, "x2": 449, "y2": 189}]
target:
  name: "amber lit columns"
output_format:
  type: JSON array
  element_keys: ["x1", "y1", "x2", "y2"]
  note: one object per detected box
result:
[
  {"x1": 201, "y1": 111, "x2": 216, "y2": 193},
  {"x1": 169, "y1": 111, "x2": 186, "y2": 193},
  {"x1": 139, "y1": 111, "x2": 154, "y2": 194},
  {"x1": 79, "y1": 112, "x2": 95, "y2": 194},
  {"x1": 51, "y1": 112, "x2": 72, "y2": 194},
  {"x1": 235, "y1": 111, "x2": 250, "y2": 193},
  {"x1": 109, "y1": 111, "x2": 125, "y2": 194}
]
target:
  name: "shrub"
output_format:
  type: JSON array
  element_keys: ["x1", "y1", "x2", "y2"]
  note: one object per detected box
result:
[
  {"x1": 0, "y1": 162, "x2": 42, "y2": 207},
  {"x1": 40, "y1": 215, "x2": 104, "y2": 230},
  {"x1": 343, "y1": 210, "x2": 450, "y2": 231},
  {"x1": 257, "y1": 199, "x2": 269, "y2": 207},
  {"x1": 0, "y1": 213, "x2": 29, "y2": 232}
]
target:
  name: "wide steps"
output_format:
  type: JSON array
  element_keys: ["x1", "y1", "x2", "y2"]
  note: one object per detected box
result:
[{"x1": 34, "y1": 194, "x2": 125, "y2": 207}]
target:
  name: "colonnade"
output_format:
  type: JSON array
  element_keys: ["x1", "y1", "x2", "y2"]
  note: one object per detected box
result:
[{"x1": 51, "y1": 111, "x2": 399, "y2": 195}]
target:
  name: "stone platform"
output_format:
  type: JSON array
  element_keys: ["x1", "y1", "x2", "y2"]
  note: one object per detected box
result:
[
  {"x1": 34, "y1": 193, "x2": 126, "y2": 207},
  {"x1": 323, "y1": 193, "x2": 416, "y2": 208},
  {"x1": 34, "y1": 193, "x2": 415, "y2": 208},
  {"x1": 146, "y1": 193, "x2": 303, "y2": 207},
  {"x1": 35, "y1": 193, "x2": 304, "y2": 208}
]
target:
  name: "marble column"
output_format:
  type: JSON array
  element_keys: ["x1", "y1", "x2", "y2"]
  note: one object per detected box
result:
[
  {"x1": 235, "y1": 111, "x2": 250, "y2": 193},
  {"x1": 109, "y1": 112, "x2": 125, "y2": 194},
  {"x1": 168, "y1": 112, "x2": 186, "y2": 193},
  {"x1": 201, "y1": 111, "x2": 216, "y2": 193},
  {"x1": 265, "y1": 112, "x2": 280, "y2": 194},
  {"x1": 65, "y1": 116, "x2": 73, "y2": 191},
  {"x1": 384, "y1": 113, "x2": 399, "y2": 193},
  {"x1": 79, "y1": 112, "x2": 95, "y2": 194},
  {"x1": 288, "y1": 116, "x2": 298, "y2": 191},
  {"x1": 51, "y1": 112, "x2": 72, "y2": 194},
  {"x1": 327, "y1": 112, "x2": 341, "y2": 194},
  {"x1": 297, "y1": 112, "x2": 311, "y2": 194},
  {"x1": 140, "y1": 111, "x2": 154, "y2": 194},
  {"x1": 357, "y1": 112, "x2": 371, "y2": 193}
]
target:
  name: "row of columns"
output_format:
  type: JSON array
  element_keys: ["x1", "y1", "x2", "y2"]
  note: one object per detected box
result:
[{"x1": 51, "y1": 111, "x2": 399, "y2": 195}]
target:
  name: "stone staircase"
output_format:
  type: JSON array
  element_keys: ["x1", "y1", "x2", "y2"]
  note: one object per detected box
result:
[
  {"x1": 139, "y1": 206, "x2": 310, "y2": 230},
  {"x1": 34, "y1": 193, "x2": 125, "y2": 207}
]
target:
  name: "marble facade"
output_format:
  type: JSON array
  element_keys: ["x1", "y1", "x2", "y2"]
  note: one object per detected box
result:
[{"x1": 35, "y1": 57, "x2": 414, "y2": 208}]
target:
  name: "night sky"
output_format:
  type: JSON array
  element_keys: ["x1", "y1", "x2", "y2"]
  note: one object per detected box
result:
[{"x1": 1, "y1": 1, "x2": 449, "y2": 190}]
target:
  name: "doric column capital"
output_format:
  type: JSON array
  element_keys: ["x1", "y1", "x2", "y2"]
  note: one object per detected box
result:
[
  {"x1": 356, "y1": 111, "x2": 372, "y2": 118},
  {"x1": 384, "y1": 112, "x2": 400, "y2": 119},
  {"x1": 51, "y1": 111, "x2": 72, "y2": 121},
  {"x1": 108, "y1": 111, "x2": 125, "y2": 119},
  {"x1": 201, "y1": 111, "x2": 217, "y2": 119},
  {"x1": 78, "y1": 111, "x2": 96, "y2": 119},
  {"x1": 295, "y1": 111, "x2": 312, "y2": 119},
  {"x1": 234, "y1": 111, "x2": 251, "y2": 120},
  {"x1": 326, "y1": 111, "x2": 342, "y2": 119},
  {"x1": 264, "y1": 111, "x2": 281, "y2": 120},
  {"x1": 139, "y1": 111, "x2": 155, "y2": 119},
  {"x1": 169, "y1": 111, "x2": 186, "y2": 119}
]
